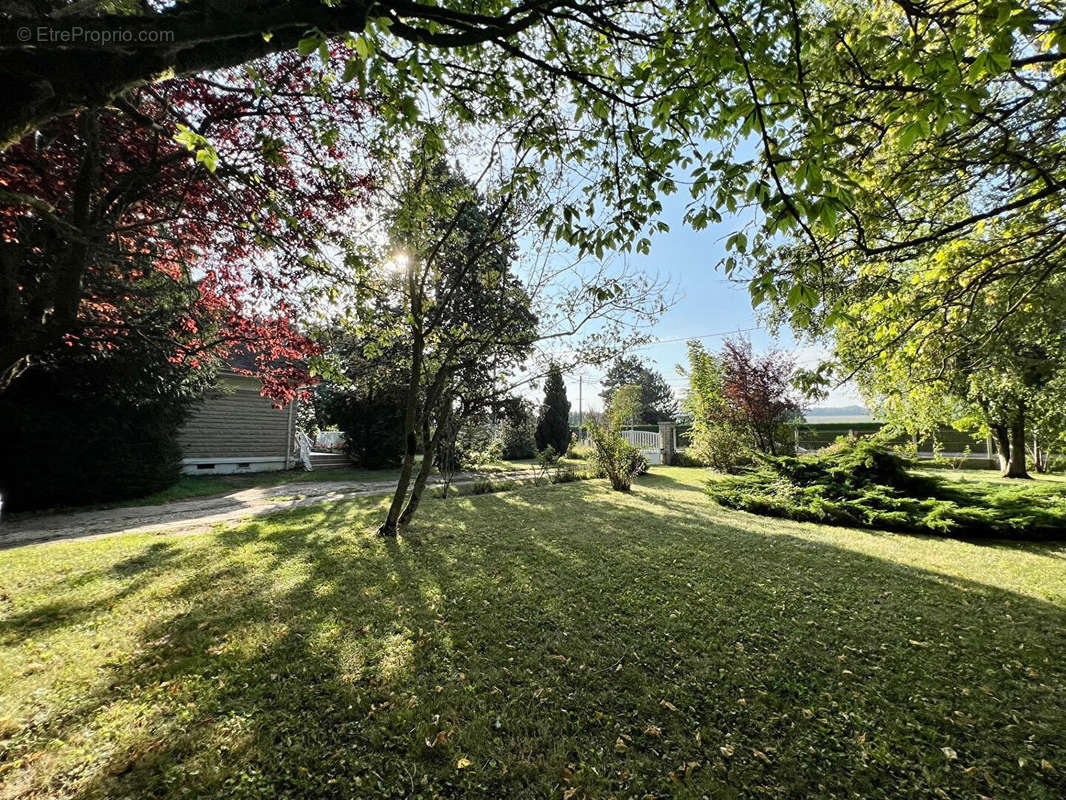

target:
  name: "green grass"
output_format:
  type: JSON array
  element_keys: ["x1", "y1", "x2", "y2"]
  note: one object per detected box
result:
[
  {"x1": 1, "y1": 467, "x2": 1064, "y2": 798},
  {"x1": 917, "y1": 466, "x2": 1066, "y2": 486}
]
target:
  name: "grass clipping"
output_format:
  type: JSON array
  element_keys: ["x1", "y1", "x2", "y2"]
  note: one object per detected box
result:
[{"x1": 707, "y1": 438, "x2": 1066, "y2": 539}]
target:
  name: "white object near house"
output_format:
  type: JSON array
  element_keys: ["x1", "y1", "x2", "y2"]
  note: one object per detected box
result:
[
  {"x1": 313, "y1": 430, "x2": 346, "y2": 450},
  {"x1": 621, "y1": 429, "x2": 663, "y2": 465}
]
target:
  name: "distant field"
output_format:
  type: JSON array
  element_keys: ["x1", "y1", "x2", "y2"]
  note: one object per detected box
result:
[{"x1": 801, "y1": 414, "x2": 875, "y2": 424}]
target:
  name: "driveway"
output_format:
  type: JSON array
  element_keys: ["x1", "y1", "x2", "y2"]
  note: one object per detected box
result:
[{"x1": 0, "y1": 469, "x2": 538, "y2": 548}]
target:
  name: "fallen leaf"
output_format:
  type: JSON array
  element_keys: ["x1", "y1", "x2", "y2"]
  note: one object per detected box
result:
[
  {"x1": 456, "y1": 757, "x2": 472, "y2": 769},
  {"x1": 644, "y1": 725, "x2": 661, "y2": 736},
  {"x1": 425, "y1": 731, "x2": 448, "y2": 748},
  {"x1": 752, "y1": 749, "x2": 771, "y2": 764},
  {"x1": 720, "y1": 745, "x2": 734, "y2": 758},
  {"x1": 660, "y1": 700, "x2": 678, "y2": 712},
  {"x1": 942, "y1": 747, "x2": 958, "y2": 761},
  {"x1": 1041, "y1": 759, "x2": 1057, "y2": 775},
  {"x1": 615, "y1": 737, "x2": 628, "y2": 752}
]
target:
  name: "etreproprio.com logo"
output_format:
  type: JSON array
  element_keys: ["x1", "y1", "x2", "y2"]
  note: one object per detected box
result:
[{"x1": 16, "y1": 26, "x2": 175, "y2": 45}]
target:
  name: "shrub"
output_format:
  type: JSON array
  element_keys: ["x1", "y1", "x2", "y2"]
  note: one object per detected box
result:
[
  {"x1": 586, "y1": 421, "x2": 645, "y2": 491},
  {"x1": 688, "y1": 423, "x2": 748, "y2": 472},
  {"x1": 500, "y1": 403, "x2": 537, "y2": 460},
  {"x1": 319, "y1": 387, "x2": 406, "y2": 469},
  {"x1": 0, "y1": 362, "x2": 192, "y2": 511},
  {"x1": 628, "y1": 450, "x2": 650, "y2": 477},
  {"x1": 567, "y1": 443, "x2": 592, "y2": 461},
  {"x1": 706, "y1": 437, "x2": 1066, "y2": 539},
  {"x1": 535, "y1": 444, "x2": 560, "y2": 470}
]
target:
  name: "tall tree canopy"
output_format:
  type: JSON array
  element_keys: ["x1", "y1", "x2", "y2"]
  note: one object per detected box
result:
[
  {"x1": 0, "y1": 50, "x2": 373, "y2": 398},
  {"x1": 600, "y1": 355, "x2": 678, "y2": 424},
  {"x1": 729, "y1": 0, "x2": 1066, "y2": 340},
  {"x1": 5, "y1": 0, "x2": 1063, "y2": 282}
]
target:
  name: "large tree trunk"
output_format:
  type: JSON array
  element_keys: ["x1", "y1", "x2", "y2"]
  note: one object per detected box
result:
[
  {"x1": 991, "y1": 422, "x2": 1011, "y2": 473},
  {"x1": 378, "y1": 415, "x2": 419, "y2": 537},
  {"x1": 1002, "y1": 406, "x2": 1031, "y2": 479},
  {"x1": 378, "y1": 281, "x2": 423, "y2": 537},
  {"x1": 398, "y1": 405, "x2": 451, "y2": 528}
]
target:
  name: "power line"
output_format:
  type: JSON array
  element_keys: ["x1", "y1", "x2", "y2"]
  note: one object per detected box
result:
[{"x1": 628, "y1": 325, "x2": 761, "y2": 350}]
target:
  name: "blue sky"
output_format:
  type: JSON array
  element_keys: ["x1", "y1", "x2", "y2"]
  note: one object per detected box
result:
[{"x1": 562, "y1": 191, "x2": 865, "y2": 414}]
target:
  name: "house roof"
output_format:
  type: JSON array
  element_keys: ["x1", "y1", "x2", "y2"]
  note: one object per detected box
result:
[{"x1": 222, "y1": 345, "x2": 307, "y2": 377}]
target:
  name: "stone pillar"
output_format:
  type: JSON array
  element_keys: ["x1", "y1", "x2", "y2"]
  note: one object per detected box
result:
[{"x1": 658, "y1": 420, "x2": 676, "y2": 466}]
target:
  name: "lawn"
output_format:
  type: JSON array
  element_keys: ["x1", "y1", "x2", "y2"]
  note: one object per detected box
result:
[{"x1": 1, "y1": 467, "x2": 1064, "y2": 798}]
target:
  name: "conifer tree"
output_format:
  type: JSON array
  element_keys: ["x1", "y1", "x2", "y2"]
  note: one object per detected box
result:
[{"x1": 535, "y1": 365, "x2": 571, "y2": 454}]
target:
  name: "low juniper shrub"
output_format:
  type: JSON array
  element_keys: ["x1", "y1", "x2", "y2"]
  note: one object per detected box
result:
[{"x1": 707, "y1": 437, "x2": 1066, "y2": 539}]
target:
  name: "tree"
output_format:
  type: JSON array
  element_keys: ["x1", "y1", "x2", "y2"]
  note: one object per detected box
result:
[
  {"x1": 0, "y1": 51, "x2": 373, "y2": 398},
  {"x1": 825, "y1": 249, "x2": 1066, "y2": 479},
  {"x1": 700, "y1": 0, "x2": 1066, "y2": 342},
  {"x1": 1, "y1": 0, "x2": 713, "y2": 278},
  {"x1": 369, "y1": 145, "x2": 538, "y2": 536},
  {"x1": 600, "y1": 356, "x2": 679, "y2": 423},
  {"x1": 6, "y1": 1, "x2": 1065, "y2": 312},
  {"x1": 535, "y1": 365, "x2": 571, "y2": 454},
  {"x1": 718, "y1": 338, "x2": 803, "y2": 456},
  {"x1": 605, "y1": 384, "x2": 643, "y2": 431},
  {"x1": 680, "y1": 340, "x2": 743, "y2": 471},
  {"x1": 353, "y1": 133, "x2": 665, "y2": 536}
]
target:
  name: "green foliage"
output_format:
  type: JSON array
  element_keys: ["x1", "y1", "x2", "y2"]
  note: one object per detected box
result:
[
  {"x1": 606, "y1": 383, "x2": 643, "y2": 430},
  {"x1": 0, "y1": 361, "x2": 192, "y2": 512},
  {"x1": 708, "y1": 438, "x2": 1066, "y2": 539},
  {"x1": 535, "y1": 364, "x2": 571, "y2": 454},
  {"x1": 683, "y1": 340, "x2": 745, "y2": 469},
  {"x1": 536, "y1": 444, "x2": 560, "y2": 469},
  {"x1": 688, "y1": 422, "x2": 747, "y2": 472},
  {"x1": 461, "y1": 424, "x2": 505, "y2": 468},
  {"x1": 585, "y1": 419, "x2": 646, "y2": 492},
  {"x1": 498, "y1": 399, "x2": 537, "y2": 460},
  {"x1": 319, "y1": 386, "x2": 407, "y2": 470},
  {"x1": 600, "y1": 356, "x2": 679, "y2": 423}
]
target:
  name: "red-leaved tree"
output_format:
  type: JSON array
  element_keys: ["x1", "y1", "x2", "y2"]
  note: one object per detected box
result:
[
  {"x1": 0, "y1": 48, "x2": 374, "y2": 403},
  {"x1": 720, "y1": 337, "x2": 803, "y2": 456}
]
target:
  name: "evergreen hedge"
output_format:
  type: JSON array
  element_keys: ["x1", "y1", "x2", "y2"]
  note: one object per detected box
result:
[
  {"x1": 0, "y1": 364, "x2": 190, "y2": 512},
  {"x1": 707, "y1": 438, "x2": 1066, "y2": 540}
]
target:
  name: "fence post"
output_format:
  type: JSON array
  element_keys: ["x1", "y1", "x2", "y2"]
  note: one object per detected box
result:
[{"x1": 658, "y1": 420, "x2": 676, "y2": 466}]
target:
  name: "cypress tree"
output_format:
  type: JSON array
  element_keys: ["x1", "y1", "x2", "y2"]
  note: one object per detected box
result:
[{"x1": 535, "y1": 364, "x2": 571, "y2": 453}]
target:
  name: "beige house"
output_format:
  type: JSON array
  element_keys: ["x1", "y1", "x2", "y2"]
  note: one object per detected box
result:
[{"x1": 177, "y1": 363, "x2": 299, "y2": 475}]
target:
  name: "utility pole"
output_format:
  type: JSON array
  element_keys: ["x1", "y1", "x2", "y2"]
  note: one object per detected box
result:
[{"x1": 578, "y1": 375, "x2": 583, "y2": 438}]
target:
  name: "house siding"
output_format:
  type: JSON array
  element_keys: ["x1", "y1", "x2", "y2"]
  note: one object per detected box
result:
[{"x1": 177, "y1": 375, "x2": 295, "y2": 468}]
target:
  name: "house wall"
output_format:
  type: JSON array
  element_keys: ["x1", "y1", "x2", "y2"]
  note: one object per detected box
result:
[{"x1": 177, "y1": 374, "x2": 296, "y2": 474}]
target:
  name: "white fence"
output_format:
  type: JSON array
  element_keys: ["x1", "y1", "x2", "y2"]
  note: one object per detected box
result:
[{"x1": 621, "y1": 429, "x2": 662, "y2": 465}]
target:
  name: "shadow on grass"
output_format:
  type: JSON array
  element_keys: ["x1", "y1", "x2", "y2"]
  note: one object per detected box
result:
[{"x1": 1, "y1": 477, "x2": 1064, "y2": 799}]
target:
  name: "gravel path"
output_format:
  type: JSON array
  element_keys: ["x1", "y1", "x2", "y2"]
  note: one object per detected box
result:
[{"x1": 0, "y1": 469, "x2": 537, "y2": 548}]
